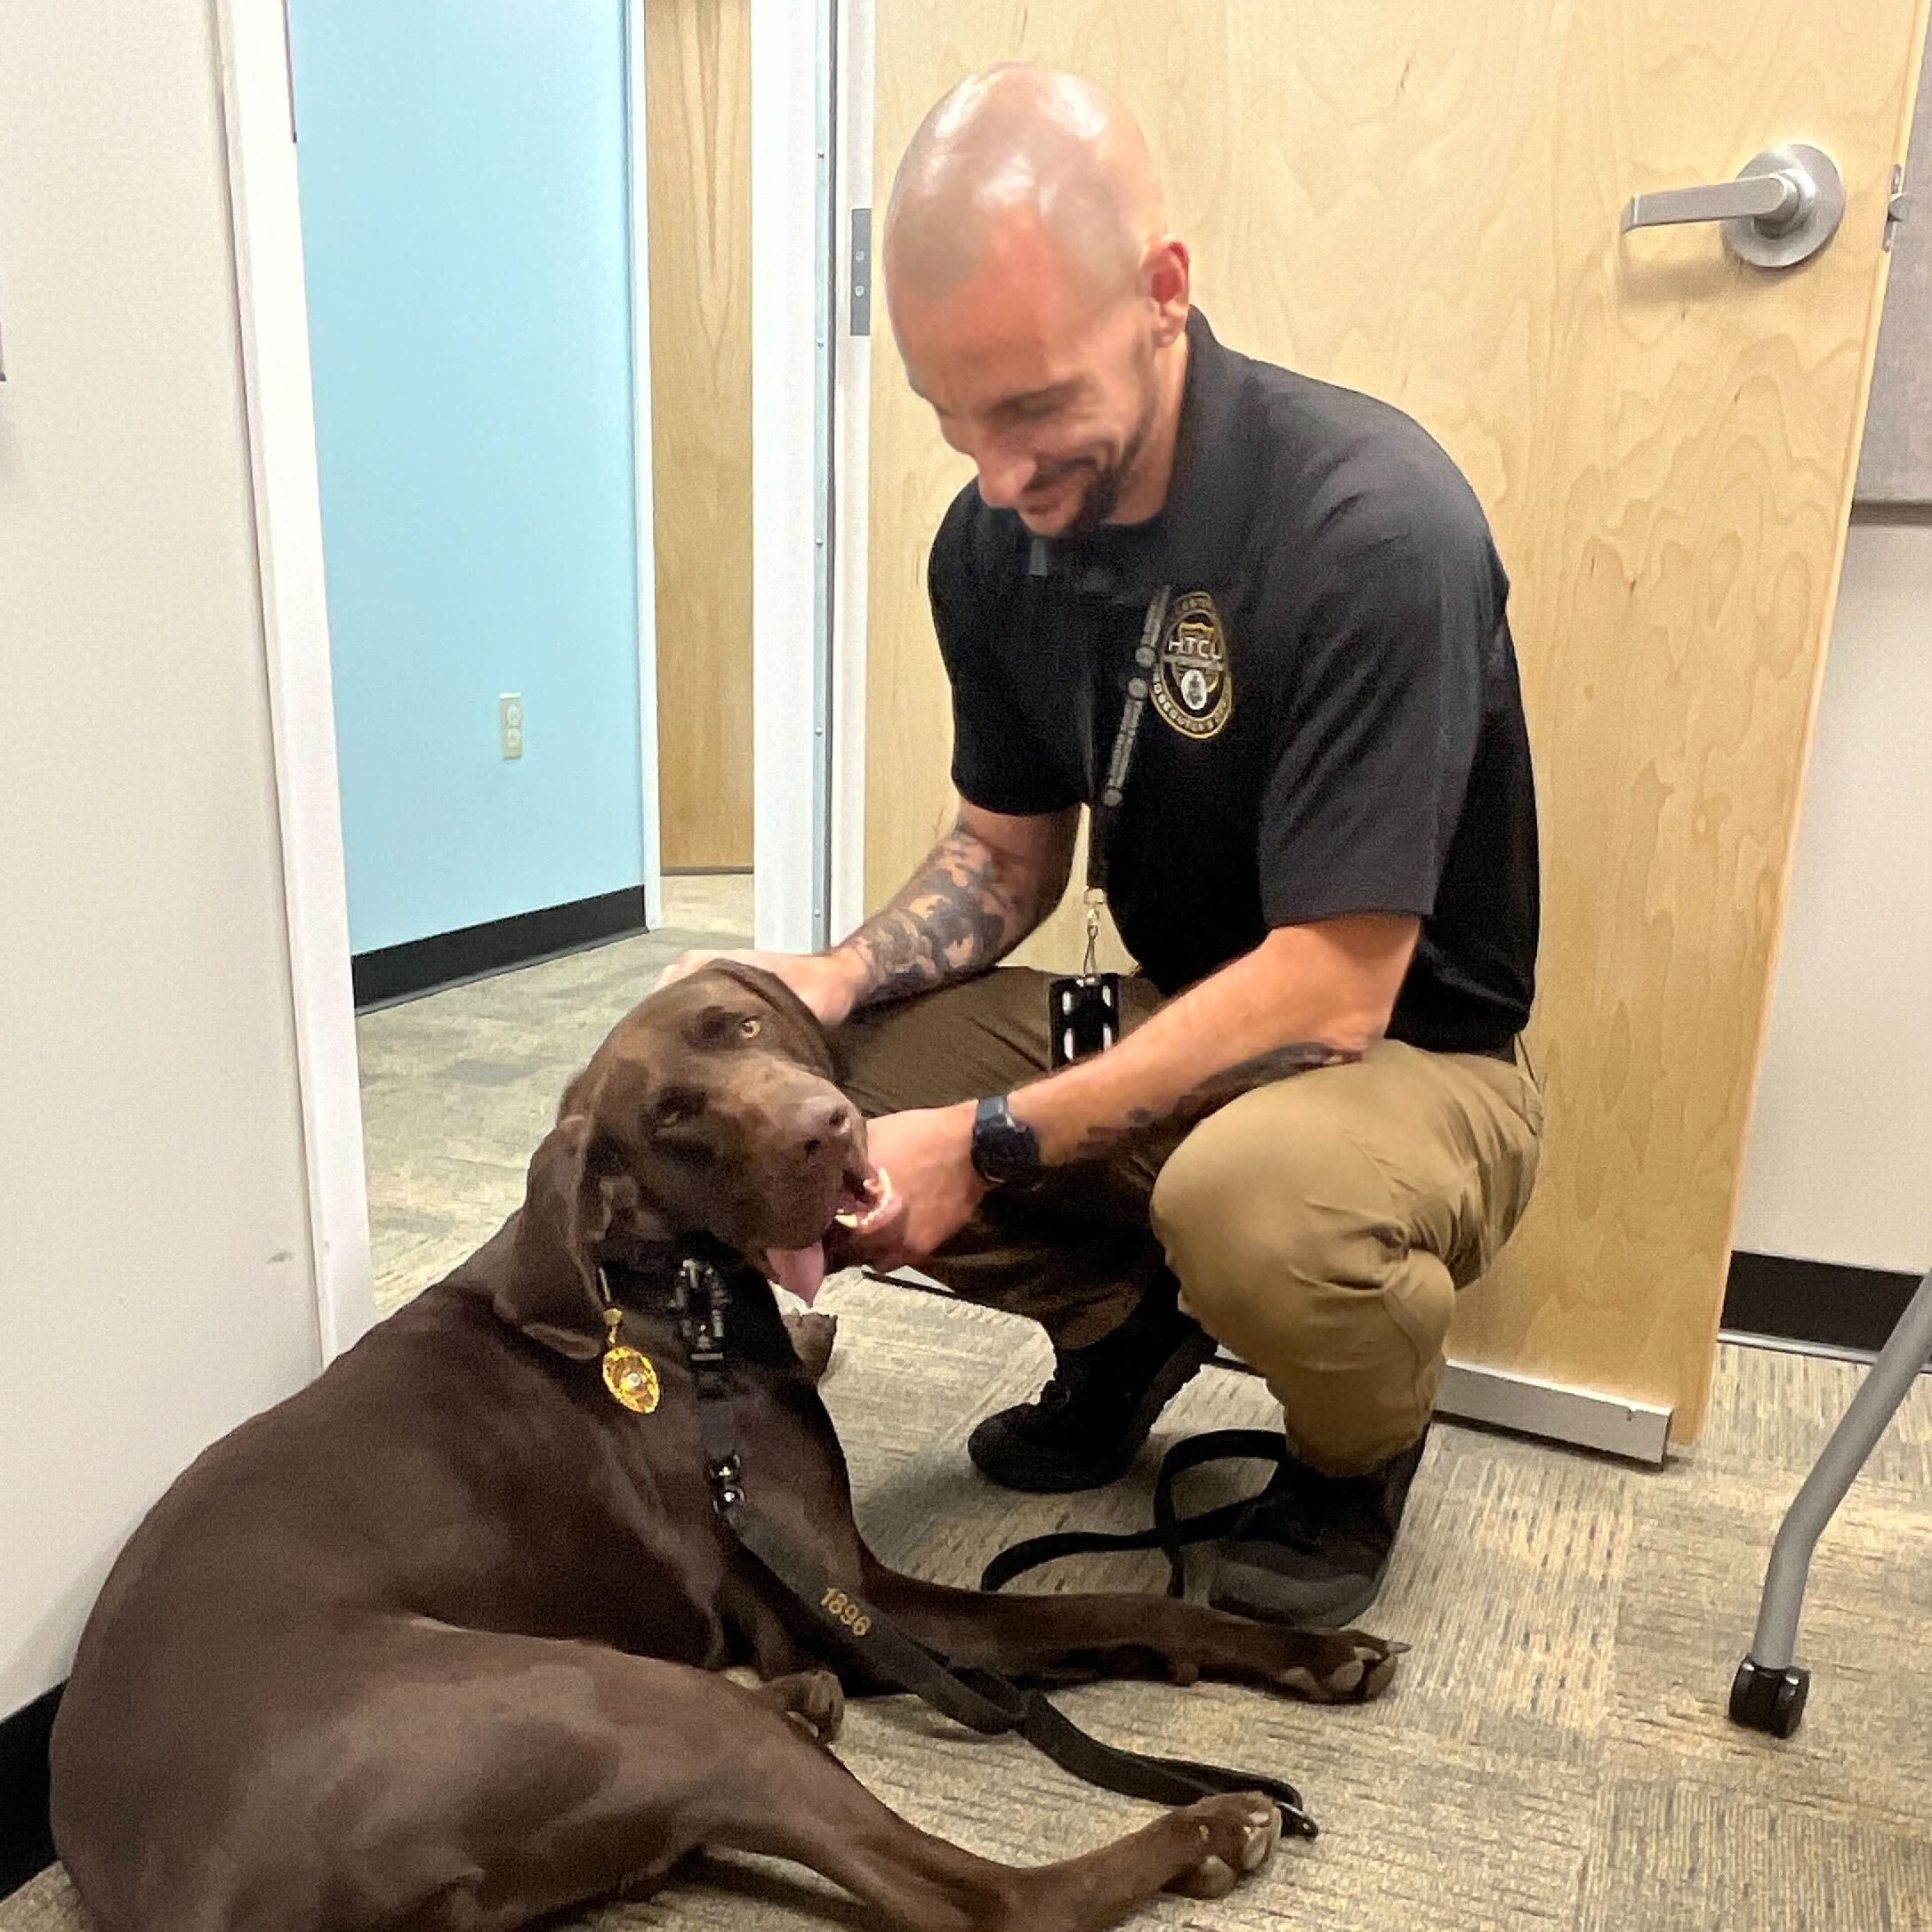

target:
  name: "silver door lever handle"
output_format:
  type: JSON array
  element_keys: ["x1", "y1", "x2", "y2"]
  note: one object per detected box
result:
[
  {"x1": 1622, "y1": 143, "x2": 1844, "y2": 269},
  {"x1": 1623, "y1": 173, "x2": 1806, "y2": 231}
]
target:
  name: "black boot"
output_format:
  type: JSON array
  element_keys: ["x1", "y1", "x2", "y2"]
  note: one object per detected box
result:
[
  {"x1": 966, "y1": 1277, "x2": 1218, "y2": 1493},
  {"x1": 1208, "y1": 1430, "x2": 1429, "y2": 1628}
]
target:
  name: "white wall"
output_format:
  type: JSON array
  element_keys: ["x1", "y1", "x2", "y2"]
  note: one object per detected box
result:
[
  {"x1": 0, "y1": 2, "x2": 324, "y2": 1714},
  {"x1": 1735, "y1": 514, "x2": 1932, "y2": 1276}
]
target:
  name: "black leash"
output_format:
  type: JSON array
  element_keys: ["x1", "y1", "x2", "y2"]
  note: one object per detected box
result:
[
  {"x1": 981, "y1": 1429, "x2": 1292, "y2": 1599},
  {"x1": 668, "y1": 1254, "x2": 1318, "y2": 1839}
]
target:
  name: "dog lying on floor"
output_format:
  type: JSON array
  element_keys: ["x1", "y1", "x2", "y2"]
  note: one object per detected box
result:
[{"x1": 50, "y1": 963, "x2": 1399, "y2": 1932}]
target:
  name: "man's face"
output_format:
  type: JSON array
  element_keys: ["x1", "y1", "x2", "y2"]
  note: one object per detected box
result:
[{"x1": 890, "y1": 218, "x2": 1163, "y2": 540}]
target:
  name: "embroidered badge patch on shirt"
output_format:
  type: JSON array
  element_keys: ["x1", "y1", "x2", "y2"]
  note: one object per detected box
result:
[{"x1": 1151, "y1": 590, "x2": 1234, "y2": 740}]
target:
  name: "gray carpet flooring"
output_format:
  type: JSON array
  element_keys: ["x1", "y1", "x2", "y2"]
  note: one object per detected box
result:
[{"x1": 8, "y1": 873, "x2": 1929, "y2": 1932}]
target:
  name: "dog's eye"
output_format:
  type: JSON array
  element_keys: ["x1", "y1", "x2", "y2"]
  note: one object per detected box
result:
[
  {"x1": 693, "y1": 1005, "x2": 753, "y2": 1047},
  {"x1": 738, "y1": 1015, "x2": 761, "y2": 1040}
]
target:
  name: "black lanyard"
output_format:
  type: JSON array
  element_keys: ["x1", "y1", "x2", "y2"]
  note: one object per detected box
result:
[
  {"x1": 1024, "y1": 538, "x2": 1172, "y2": 977},
  {"x1": 1082, "y1": 583, "x2": 1172, "y2": 978},
  {"x1": 666, "y1": 1253, "x2": 1318, "y2": 1840},
  {"x1": 1088, "y1": 583, "x2": 1172, "y2": 898}
]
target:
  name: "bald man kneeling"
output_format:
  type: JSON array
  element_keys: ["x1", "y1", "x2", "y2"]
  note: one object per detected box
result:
[{"x1": 665, "y1": 64, "x2": 1543, "y2": 1628}]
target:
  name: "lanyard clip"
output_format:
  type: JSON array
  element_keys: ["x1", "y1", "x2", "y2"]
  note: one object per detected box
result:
[
  {"x1": 674, "y1": 1256, "x2": 731, "y2": 1365},
  {"x1": 708, "y1": 1453, "x2": 745, "y2": 1512},
  {"x1": 1081, "y1": 888, "x2": 1105, "y2": 982}
]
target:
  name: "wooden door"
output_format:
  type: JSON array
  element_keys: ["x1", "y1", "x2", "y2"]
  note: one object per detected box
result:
[
  {"x1": 863, "y1": 0, "x2": 1929, "y2": 1442},
  {"x1": 646, "y1": 0, "x2": 754, "y2": 870}
]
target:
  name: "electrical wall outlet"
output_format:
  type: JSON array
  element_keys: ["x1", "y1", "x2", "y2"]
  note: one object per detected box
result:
[{"x1": 498, "y1": 693, "x2": 524, "y2": 761}]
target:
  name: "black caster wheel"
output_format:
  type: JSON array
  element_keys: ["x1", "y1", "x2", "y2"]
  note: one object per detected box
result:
[{"x1": 1729, "y1": 1656, "x2": 1809, "y2": 1737}]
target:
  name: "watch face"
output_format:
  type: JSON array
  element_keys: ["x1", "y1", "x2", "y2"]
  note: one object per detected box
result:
[{"x1": 973, "y1": 1099, "x2": 1040, "y2": 1184}]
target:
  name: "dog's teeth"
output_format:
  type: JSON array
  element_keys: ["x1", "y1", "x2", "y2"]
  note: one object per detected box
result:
[{"x1": 832, "y1": 1171, "x2": 893, "y2": 1236}]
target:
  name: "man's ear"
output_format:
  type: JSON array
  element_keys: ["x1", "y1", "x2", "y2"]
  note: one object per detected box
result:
[{"x1": 499, "y1": 1114, "x2": 656, "y2": 1359}]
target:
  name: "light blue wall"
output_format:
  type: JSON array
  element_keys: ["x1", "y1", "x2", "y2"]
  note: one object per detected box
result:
[{"x1": 288, "y1": 0, "x2": 643, "y2": 955}]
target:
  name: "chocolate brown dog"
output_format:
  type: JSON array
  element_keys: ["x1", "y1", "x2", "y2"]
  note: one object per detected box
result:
[{"x1": 50, "y1": 963, "x2": 1399, "y2": 1932}]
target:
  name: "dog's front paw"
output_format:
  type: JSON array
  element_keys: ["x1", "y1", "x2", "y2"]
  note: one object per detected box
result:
[
  {"x1": 1263, "y1": 1627, "x2": 1406, "y2": 1703},
  {"x1": 756, "y1": 1667, "x2": 846, "y2": 1743},
  {"x1": 782, "y1": 1309, "x2": 839, "y2": 1384},
  {"x1": 1163, "y1": 1793, "x2": 1281, "y2": 1899}
]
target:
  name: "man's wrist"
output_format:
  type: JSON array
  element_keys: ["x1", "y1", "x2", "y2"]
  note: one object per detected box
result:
[
  {"x1": 969, "y1": 1094, "x2": 1042, "y2": 1185},
  {"x1": 815, "y1": 945, "x2": 874, "y2": 1022}
]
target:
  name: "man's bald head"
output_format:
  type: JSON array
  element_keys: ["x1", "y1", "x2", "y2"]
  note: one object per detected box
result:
[
  {"x1": 884, "y1": 64, "x2": 1163, "y2": 310},
  {"x1": 882, "y1": 65, "x2": 1192, "y2": 539}
]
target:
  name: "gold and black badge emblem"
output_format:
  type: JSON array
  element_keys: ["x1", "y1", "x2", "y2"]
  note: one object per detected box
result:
[
  {"x1": 597, "y1": 1292, "x2": 661, "y2": 1415},
  {"x1": 1150, "y1": 591, "x2": 1233, "y2": 740}
]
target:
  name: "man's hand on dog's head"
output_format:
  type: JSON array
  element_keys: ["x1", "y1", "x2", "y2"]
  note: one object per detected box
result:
[{"x1": 656, "y1": 948, "x2": 865, "y2": 1030}]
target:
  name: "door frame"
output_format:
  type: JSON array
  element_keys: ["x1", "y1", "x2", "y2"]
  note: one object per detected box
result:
[
  {"x1": 749, "y1": 0, "x2": 845, "y2": 951},
  {"x1": 625, "y1": 0, "x2": 667, "y2": 932},
  {"x1": 785, "y1": 0, "x2": 878, "y2": 943},
  {"x1": 827, "y1": 0, "x2": 876, "y2": 941},
  {"x1": 216, "y1": 0, "x2": 669, "y2": 1359},
  {"x1": 214, "y1": 0, "x2": 373, "y2": 1363}
]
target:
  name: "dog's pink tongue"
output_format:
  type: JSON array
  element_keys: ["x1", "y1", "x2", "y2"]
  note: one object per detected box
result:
[{"x1": 764, "y1": 1241, "x2": 828, "y2": 1305}]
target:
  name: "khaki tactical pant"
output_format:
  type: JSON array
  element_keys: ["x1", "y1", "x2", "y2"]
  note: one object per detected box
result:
[{"x1": 836, "y1": 968, "x2": 1545, "y2": 1477}]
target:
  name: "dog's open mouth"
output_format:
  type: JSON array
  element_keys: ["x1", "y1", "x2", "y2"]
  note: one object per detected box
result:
[{"x1": 761, "y1": 1164, "x2": 895, "y2": 1306}]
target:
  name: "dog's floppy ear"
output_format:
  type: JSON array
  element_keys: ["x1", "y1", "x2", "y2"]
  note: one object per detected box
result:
[
  {"x1": 498, "y1": 1114, "x2": 660, "y2": 1358},
  {"x1": 704, "y1": 960, "x2": 836, "y2": 1077}
]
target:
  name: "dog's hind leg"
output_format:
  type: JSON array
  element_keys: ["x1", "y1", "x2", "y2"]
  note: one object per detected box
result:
[
  {"x1": 573, "y1": 1659, "x2": 1286, "y2": 1932},
  {"x1": 333, "y1": 1634, "x2": 1284, "y2": 1932}
]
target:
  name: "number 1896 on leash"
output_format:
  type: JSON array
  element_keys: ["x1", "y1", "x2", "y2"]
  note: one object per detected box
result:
[{"x1": 820, "y1": 1587, "x2": 873, "y2": 1638}]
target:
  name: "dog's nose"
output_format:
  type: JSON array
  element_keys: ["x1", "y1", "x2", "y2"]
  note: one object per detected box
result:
[{"x1": 795, "y1": 1093, "x2": 857, "y2": 1160}]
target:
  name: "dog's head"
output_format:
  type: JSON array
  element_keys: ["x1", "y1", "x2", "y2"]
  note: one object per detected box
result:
[{"x1": 497, "y1": 962, "x2": 887, "y2": 1357}]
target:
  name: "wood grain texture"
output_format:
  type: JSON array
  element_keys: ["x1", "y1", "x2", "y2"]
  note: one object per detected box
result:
[
  {"x1": 865, "y1": 0, "x2": 1930, "y2": 1438},
  {"x1": 646, "y1": 0, "x2": 753, "y2": 869}
]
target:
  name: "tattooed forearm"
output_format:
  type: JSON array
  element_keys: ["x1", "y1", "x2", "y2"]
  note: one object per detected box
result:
[
  {"x1": 835, "y1": 813, "x2": 1070, "y2": 1012},
  {"x1": 1001, "y1": 917, "x2": 1410, "y2": 1171},
  {"x1": 1060, "y1": 1040, "x2": 1361, "y2": 1163}
]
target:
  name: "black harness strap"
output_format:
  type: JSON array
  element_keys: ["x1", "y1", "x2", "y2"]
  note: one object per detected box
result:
[
  {"x1": 669, "y1": 1257, "x2": 1318, "y2": 1839},
  {"x1": 980, "y1": 1429, "x2": 1292, "y2": 1599}
]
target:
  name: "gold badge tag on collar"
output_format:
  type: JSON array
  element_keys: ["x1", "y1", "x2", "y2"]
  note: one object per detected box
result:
[
  {"x1": 1151, "y1": 590, "x2": 1234, "y2": 740},
  {"x1": 600, "y1": 1304, "x2": 662, "y2": 1415}
]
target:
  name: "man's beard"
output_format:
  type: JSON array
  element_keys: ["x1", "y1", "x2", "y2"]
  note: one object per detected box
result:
[{"x1": 1030, "y1": 374, "x2": 1161, "y2": 540}]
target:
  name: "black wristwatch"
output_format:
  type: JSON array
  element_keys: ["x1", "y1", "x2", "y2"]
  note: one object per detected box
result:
[{"x1": 970, "y1": 1095, "x2": 1042, "y2": 1186}]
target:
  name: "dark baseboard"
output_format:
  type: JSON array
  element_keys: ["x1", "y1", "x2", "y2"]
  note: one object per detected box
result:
[
  {"x1": 1723, "y1": 1250, "x2": 1926, "y2": 1356},
  {"x1": 352, "y1": 887, "x2": 648, "y2": 1010},
  {"x1": 0, "y1": 1685, "x2": 60, "y2": 1898}
]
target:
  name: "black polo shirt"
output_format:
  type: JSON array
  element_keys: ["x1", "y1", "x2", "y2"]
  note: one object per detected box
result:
[{"x1": 928, "y1": 310, "x2": 1539, "y2": 1056}]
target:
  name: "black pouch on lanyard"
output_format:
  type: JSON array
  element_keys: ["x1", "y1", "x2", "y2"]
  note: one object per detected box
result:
[{"x1": 1047, "y1": 972, "x2": 1121, "y2": 1067}]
